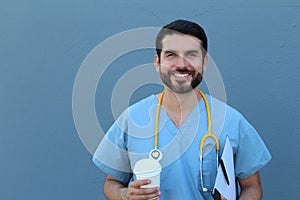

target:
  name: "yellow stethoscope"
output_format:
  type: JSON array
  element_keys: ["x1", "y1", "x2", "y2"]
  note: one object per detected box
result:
[{"x1": 149, "y1": 90, "x2": 220, "y2": 193}]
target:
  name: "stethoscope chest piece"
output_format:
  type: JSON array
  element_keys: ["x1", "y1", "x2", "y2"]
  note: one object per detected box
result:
[{"x1": 149, "y1": 148, "x2": 163, "y2": 161}]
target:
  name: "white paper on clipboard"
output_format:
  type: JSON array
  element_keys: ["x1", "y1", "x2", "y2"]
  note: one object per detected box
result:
[{"x1": 213, "y1": 137, "x2": 236, "y2": 200}]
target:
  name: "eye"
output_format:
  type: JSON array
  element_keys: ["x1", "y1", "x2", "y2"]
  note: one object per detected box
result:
[
  {"x1": 166, "y1": 53, "x2": 176, "y2": 57},
  {"x1": 187, "y1": 52, "x2": 198, "y2": 57}
]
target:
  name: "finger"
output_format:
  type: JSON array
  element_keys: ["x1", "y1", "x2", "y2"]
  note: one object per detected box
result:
[
  {"x1": 139, "y1": 192, "x2": 160, "y2": 200},
  {"x1": 129, "y1": 189, "x2": 160, "y2": 200},
  {"x1": 220, "y1": 195, "x2": 227, "y2": 200},
  {"x1": 129, "y1": 186, "x2": 160, "y2": 195},
  {"x1": 130, "y1": 179, "x2": 151, "y2": 188}
]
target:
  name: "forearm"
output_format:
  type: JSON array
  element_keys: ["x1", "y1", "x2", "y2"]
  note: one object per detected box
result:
[
  {"x1": 239, "y1": 184, "x2": 262, "y2": 200},
  {"x1": 104, "y1": 177, "x2": 128, "y2": 200},
  {"x1": 238, "y1": 172, "x2": 263, "y2": 200}
]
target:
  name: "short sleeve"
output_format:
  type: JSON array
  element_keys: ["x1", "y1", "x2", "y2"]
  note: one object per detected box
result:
[
  {"x1": 234, "y1": 117, "x2": 272, "y2": 178},
  {"x1": 92, "y1": 111, "x2": 133, "y2": 183}
]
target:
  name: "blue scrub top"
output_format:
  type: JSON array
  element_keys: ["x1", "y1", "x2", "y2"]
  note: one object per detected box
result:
[{"x1": 93, "y1": 94, "x2": 272, "y2": 199}]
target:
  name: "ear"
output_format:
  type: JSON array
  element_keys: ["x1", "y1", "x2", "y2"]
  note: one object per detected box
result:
[
  {"x1": 154, "y1": 54, "x2": 160, "y2": 72},
  {"x1": 202, "y1": 54, "x2": 208, "y2": 72}
]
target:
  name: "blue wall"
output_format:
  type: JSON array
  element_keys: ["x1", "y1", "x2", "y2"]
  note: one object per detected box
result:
[{"x1": 1, "y1": 0, "x2": 299, "y2": 199}]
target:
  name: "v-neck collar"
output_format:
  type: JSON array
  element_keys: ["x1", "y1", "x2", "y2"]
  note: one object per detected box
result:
[{"x1": 152, "y1": 93, "x2": 207, "y2": 135}]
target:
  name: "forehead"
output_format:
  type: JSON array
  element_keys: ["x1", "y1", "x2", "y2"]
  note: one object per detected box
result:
[{"x1": 161, "y1": 34, "x2": 201, "y2": 52}]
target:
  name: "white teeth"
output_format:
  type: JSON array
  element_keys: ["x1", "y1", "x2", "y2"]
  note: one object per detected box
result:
[{"x1": 174, "y1": 73, "x2": 189, "y2": 77}]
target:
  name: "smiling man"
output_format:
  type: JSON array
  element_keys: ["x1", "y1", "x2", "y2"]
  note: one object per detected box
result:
[
  {"x1": 93, "y1": 19, "x2": 272, "y2": 200},
  {"x1": 155, "y1": 33, "x2": 206, "y2": 94}
]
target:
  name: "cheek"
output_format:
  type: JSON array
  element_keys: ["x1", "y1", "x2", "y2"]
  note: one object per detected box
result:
[
  {"x1": 186, "y1": 58, "x2": 202, "y2": 66},
  {"x1": 159, "y1": 62, "x2": 172, "y2": 71},
  {"x1": 162, "y1": 56, "x2": 181, "y2": 64},
  {"x1": 192, "y1": 61, "x2": 204, "y2": 70}
]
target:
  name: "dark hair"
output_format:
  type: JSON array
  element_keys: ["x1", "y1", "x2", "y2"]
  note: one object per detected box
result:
[{"x1": 155, "y1": 19, "x2": 208, "y2": 62}]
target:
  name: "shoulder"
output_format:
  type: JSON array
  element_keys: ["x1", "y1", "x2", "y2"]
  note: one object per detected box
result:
[
  {"x1": 116, "y1": 94, "x2": 158, "y2": 127},
  {"x1": 207, "y1": 94, "x2": 255, "y2": 136},
  {"x1": 207, "y1": 94, "x2": 244, "y2": 121},
  {"x1": 128, "y1": 94, "x2": 158, "y2": 112}
]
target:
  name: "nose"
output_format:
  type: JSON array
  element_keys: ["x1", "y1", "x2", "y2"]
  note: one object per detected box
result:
[{"x1": 175, "y1": 56, "x2": 188, "y2": 68}]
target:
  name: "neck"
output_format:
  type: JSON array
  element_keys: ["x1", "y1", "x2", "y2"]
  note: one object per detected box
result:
[{"x1": 158, "y1": 88, "x2": 201, "y2": 128}]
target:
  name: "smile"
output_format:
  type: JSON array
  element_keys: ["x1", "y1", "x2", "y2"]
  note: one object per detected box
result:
[{"x1": 174, "y1": 73, "x2": 189, "y2": 78}]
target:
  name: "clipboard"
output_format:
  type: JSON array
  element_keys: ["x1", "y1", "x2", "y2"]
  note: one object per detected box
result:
[{"x1": 213, "y1": 137, "x2": 236, "y2": 200}]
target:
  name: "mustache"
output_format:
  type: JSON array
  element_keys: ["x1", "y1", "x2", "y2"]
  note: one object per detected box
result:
[{"x1": 172, "y1": 68, "x2": 195, "y2": 74}]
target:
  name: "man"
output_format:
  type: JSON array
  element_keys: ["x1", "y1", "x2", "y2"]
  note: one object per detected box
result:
[{"x1": 93, "y1": 19, "x2": 271, "y2": 199}]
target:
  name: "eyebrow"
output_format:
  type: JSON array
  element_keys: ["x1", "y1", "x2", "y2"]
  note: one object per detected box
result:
[
  {"x1": 162, "y1": 49, "x2": 201, "y2": 55},
  {"x1": 185, "y1": 50, "x2": 201, "y2": 54},
  {"x1": 162, "y1": 49, "x2": 200, "y2": 53},
  {"x1": 162, "y1": 50, "x2": 177, "y2": 54}
]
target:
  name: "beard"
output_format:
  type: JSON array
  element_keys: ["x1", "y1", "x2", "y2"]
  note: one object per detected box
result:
[{"x1": 159, "y1": 66, "x2": 203, "y2": 94}]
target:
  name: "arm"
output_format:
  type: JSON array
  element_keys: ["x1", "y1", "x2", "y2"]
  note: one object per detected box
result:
[
  {"x1": 104, "y1": 175, "x2": 161, "y2": 200},
  {"x1": 237, "y1": 172, "x2": 262, "y2": 200}
]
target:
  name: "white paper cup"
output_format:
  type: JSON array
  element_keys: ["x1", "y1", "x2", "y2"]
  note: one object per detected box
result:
[{"x1": 133, "y1": 158, "x2": 162, "y2": 188}]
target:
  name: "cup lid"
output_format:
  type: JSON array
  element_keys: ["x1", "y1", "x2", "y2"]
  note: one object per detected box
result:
[{"x1": 133, "y1": 158, "x2": 162, "y2": 175}]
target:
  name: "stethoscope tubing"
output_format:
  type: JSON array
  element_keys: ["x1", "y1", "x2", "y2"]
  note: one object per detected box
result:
[{"x1": 154, "y1": 90, "x2": 220, "y2": 192}]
